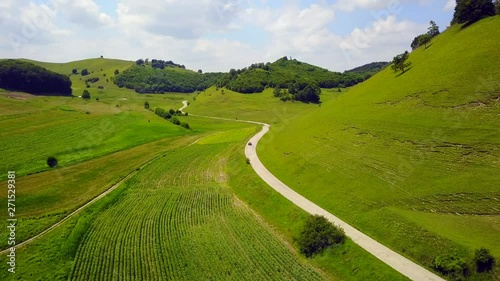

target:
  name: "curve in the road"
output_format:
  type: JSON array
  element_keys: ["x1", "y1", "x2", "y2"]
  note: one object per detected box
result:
[{"x1": 183, "y1": 100, "x2": 444, "y2": 281}]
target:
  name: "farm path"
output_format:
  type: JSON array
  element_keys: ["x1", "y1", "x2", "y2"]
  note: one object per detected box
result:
[{"x1": 182, "y1": 100, "x2": 445, "y2": 281}]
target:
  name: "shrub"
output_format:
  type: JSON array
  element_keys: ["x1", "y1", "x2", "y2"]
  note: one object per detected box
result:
[
  {"x1": 180, "y1": 122, "x2": 190, "y2": 129},
  {"x1": 297, "y1": 215, "x2": 345, "y2": 257},
  {"x1": 474, "y1": 248, "x2": 495, "y2": 272},
  {"x1": 47, "y1": 156, "x2": 58, "y2": 168},
  {"x1": 144, "y1": 101, "x2": 150, "y2": 109},
  {"x1": 246, "y1": 158, "x2": 251, "y2": 164},
  {"x1": 432, "y1": 254, "x2": 469, "y2": 280},
  {"x1": 169, "y1": 109, "x2": 176, "y2": 115},
  {"x1": 81, "y1": 69, "x2": 89, "y2": 76},
  {"x1": 114, "y1": 69, "x2": 119, "y2": 75},
  {"x1": 81, "y1": 90, "x2": 91, "y2": 100},
  {"x1": 172, "y1": 118, "x2": 181, "y2": 125}
]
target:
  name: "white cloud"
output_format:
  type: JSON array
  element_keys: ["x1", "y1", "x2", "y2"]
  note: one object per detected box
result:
[
  {"x1": 59, "y1": 0, "x2": 113, "y2": 28},
  {"x1": 444, "y1": 0, "x2": 455, "y2": 11},
  {"x1": 116, "y1": 0, "x2": 243, "y2": 39},
  {"x1": 339, "y1": 15, "x2": 425, "y2": 68}
]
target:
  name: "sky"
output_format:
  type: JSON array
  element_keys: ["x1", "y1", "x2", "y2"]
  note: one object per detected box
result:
[{"x1": 0, "y1": 0, "x2": 456, "y2": 72}]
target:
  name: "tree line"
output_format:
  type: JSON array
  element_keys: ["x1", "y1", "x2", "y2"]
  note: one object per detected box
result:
[
  {"x1": 0, "y1": 60, "x2": 72, "y2": 96},
  {"x1": 114, "y1": 64, "x2": 224, "y2": 94},
  {"x1": 214, "y1": 57, "x2": 374, "y2": 103}
]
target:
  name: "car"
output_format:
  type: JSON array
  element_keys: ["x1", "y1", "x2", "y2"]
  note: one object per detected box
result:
[{"x1": 248, "y1": 142, "x2": 252, "y2": 146}]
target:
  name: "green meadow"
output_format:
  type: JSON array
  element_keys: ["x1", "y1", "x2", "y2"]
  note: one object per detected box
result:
[
  {"x1": 0, "y1": 57, "x2": 407, "y2": 279},
  {"x1": 252, "y1": 16, "x2": 500, "y2": 278}
]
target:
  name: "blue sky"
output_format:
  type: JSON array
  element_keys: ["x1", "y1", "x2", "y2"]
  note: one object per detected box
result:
[{"x1": 0, "y1": 0, "x2": 456, "y2": 72}]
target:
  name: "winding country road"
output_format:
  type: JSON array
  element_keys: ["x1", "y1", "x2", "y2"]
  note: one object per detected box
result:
[{"x1": 182, "y1": 101, "x2": 444, "y2": 281}]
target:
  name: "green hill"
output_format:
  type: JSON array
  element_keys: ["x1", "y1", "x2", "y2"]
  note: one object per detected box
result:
[
  {"x1": 257, "y1": 16, "x2": 500, "y2": 280},
  {"x1": 114, "y1": 63, "x2": 224, "y2": 93},
  {"x1": 217, "y1": 57, "x2": 369, "y2": 99},
  {"x1": 0, "y1": 60, "x2": 72, "y2": 96}
]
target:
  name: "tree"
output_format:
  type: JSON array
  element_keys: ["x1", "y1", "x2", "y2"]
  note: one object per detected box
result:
[
  {"x1": 495, "y1": 0, "x2": 500, "y2": 14},
  {"x1": 144, "y1": 101, "x2": 150, "y2": 109},
  {"x1": 453, "y1": 0, "x2": 495, "y2": 25},
  {"x1": 47, "y1": 156, "x2": 58, "y2": 168},
  {"x1": 419, "y1": 34, "x2": 432, "y2": 49},
  {"x1": 198, "y1": 69, "x2": 203, "y2": 74},
  {"x1": 81, "y1": 69, "x2": 89, "y2": 76},
  {"x1": 72, "y1": 68, "x2": 78, "y2": 75},
  {"x1": 171, "y1": 118, "x2": 181, "y2": 125},
  {"x1": 390, "y1": 51, "x2": 412, "y2": 74},
  {"x1": 82, "y1": 90, "x2": 91, "y2": 100},
  {"x1": 474, "y1": 248, "x2": 495, "y2": 272},
  {"x1": 428, "y1": 20, "x2": 440, "y2": 37},
  {"x1": 114, "y1": 69, "x2": 120, "y2": 75},
  {"x1": 297, "y1": 215, "x2": 345, "y2": 257},
  {"x1": 136, "y1": 59, "x2": 144, "y2": 65}
]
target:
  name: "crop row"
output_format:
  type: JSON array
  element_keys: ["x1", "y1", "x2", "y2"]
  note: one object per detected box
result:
[{"x1": 69, "y1": 187, "x2": 325, "y2": 280}]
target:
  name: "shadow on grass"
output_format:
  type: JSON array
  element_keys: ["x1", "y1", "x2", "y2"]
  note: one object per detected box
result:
[{"x1": 395, "y1": 67, "x2": 413, "y2": 78}]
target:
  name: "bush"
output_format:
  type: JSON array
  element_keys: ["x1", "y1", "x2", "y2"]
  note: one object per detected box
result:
[
  {"x1": 81, "y1": 69, "x2": 89, "y2": 76},
  {"x1": 452, "y1": 0, "x2": 496, "y2": 25},
  {"x1": 180, "y1": 122, "x2": 190, "y2": 129},
  {"x1": 474, "y1": 248, "x2": 495, "y2": 272},
  {"x1": 432, "y1": 254, "x2": 469, "y2": 280},
  {"x1": 172, "y1": 118, "x2": 181, "y2": 125},
  {"x1": 81, "y1": 90, "x2": 91, "y2": 100},
  {"x1": 47, "y1": 156, "x2": 58, "y2": 168},
  {"x1": 144, "y1": 101, "x2": 150, "y2": 109},
  {"x1": 297, "y1": 215, "x2": 345, "y2": 257},
  {"x1": 114, "y1": 69, "x2": 119, "y2": 75}
]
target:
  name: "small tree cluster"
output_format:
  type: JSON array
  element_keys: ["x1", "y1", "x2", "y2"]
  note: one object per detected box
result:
[
  {"x1": 81, "y1": 90, "x2": 91, "y2": 100},
  {"x1": 390, "y1": 51, "x2": 412, "y2": 74},
  {"x1": 452, "y1": 0, "x2": 496, "y2": 25},
  {"x1": 432, "y1": 254, "x2": 469, "y2": 280},
  {"x1": 47, "y1": 156, "x2": 58, "y2": 168},
  {"x1": 154, "y1": 107, "x2": 190, "y2": 129},
  {"x1": 411, "y1": 21, "x2": 439, "y2": 50},
  {"x1": 474, "y1": 248, "x2": 495, "y2": 273},
  {"x1": 296, "y1": 215, "x2": 345, "y2": 258}
]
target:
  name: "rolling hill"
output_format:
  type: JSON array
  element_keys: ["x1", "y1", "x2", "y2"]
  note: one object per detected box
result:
[{"x1": 255, "y1": 16, "x2": 500, "y2": 280}]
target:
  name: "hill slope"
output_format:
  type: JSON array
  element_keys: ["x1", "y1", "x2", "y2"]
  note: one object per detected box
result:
[
  {"x1": 0, "y1": 60, "x2": 72, "y2": 96},
  {"x1": 217, "y1": 57, "x2": 370, "y2": 98},
  {"x1": 258, "y1": 16, "x2": 500, "y2": 280}
]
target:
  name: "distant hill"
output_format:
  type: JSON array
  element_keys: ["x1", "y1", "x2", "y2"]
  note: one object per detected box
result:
[
  {"x1": 218, "y1": 57, "x2": 369, "y2": 93},
  {"x1": 0, "y1": 60, "x2": 72, "y2": 96},
  {"x1": 114, "y1": 61, "x2": 224, "y2": 94},
  {"x1": 345, "y1": 61, "x2": 389, "y2": 76}
]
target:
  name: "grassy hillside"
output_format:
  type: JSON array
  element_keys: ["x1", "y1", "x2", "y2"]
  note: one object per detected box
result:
[
  {"x1": 256, "y1": 16, "x2": 500, "y2": 280},
  {"x1": 0, "y1": 55, "x2": 409, "y2": 280},
  {"x1": 216, "y1": 57, "x2": 369, "y2": 99}
]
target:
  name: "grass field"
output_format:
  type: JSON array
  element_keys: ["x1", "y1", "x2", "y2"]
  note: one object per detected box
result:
[
  {"x1": 4, "y1": 19, "x2": 498, "y2": 281},
  {"x1": 251, "y1": 17, "x2": 500, "y2": 280}
]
